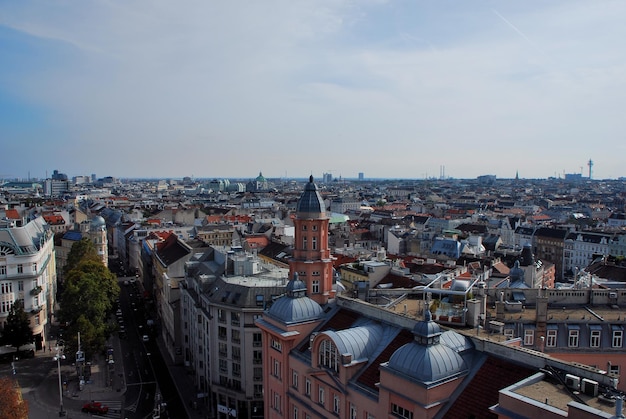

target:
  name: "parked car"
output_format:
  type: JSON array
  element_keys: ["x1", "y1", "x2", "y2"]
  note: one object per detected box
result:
[{"x1": 82, "y1": 402, "x2": 108, "y2": 414}]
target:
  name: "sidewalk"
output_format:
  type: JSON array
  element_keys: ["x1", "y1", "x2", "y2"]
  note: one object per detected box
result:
[
  {"x1": 21, "y1": 333, "x2": 126, "y2": 419},
  {"x1": 155, "y1": 334, "x2": 207, "y2": 419}
]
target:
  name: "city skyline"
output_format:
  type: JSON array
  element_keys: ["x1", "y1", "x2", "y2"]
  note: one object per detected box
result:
[{"x1": 1, "y1": 1, "x2": 626, "y2": 180}]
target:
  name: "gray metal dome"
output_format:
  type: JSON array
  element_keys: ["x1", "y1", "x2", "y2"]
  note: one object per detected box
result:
[
  {"x1": 510, "y1": 260, "x2": 524, "y2": 282},
  {"x1": 285, "y1": 272, "x2": 307, "y2": 297},
  {"x1": 387, "y1": 341, "x2": 466, "y2": 385},
  {"x1": 267, "y1": 272, "x2": 322, "y2": 324},
  {"x1": 90, "y1": 215, "x2": 106, "y2": 231},
  {"x1": 268, "y1": 296, "x2": 323, "y2": 325},
  {"x1": 296, "y1": 176, "x2": 326, "y2": 218},
  {"x1": 413, "y1": 309, "x2": 441, "y2": 344},
  {"x1": 386, "y1": 310, "x2": 468, "y2": 385}
]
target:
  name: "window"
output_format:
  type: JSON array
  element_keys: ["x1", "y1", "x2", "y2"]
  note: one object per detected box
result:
[
  {"x1": 312, "y1": 225, "x2": 318, "y2": 231},
  {"x1": 302, "y1": 225, "x2": 307, "y2": 231},
  {"x1": 232, "y1": 346, "x2": 240, "y2": 361},
  {"x1": 293, "y1": 406, "x2": 299, "y2": 419},
  {"x1": 254, "y1": 384, "x2": 263, "y2": 398},
  {"x1": 218, "y1": 326, "x2": 227, "y2": 341},
  {"x1": 568, "y1": 329, "x2": 579, "y2": 347},
  {"x1": 333, "y1": 395, "x2": 340, "y2": 414},
  {"x1": 504, "y1": 328, "x2": 514, "y2": 339},
  {"x1": 253, "y1": 333, "x2": 262, "y2": 347},
  {"x1": 273, "y1": 391, "x2": 281, "y2": 412},
  {"x1": 302, "y1": 237, "x2": 307, "y2": 250},
  {"x1": 232, "y1": 329, "x2": 240, "y2": 344},
  {"x1": 219, "y1": 359, "x2": 228, "y2": 373},
  {"x1": 613, "y1": 330, "x2": 623, "y2": 348},
  {"x1": 0, "y1": 265, "x2": 5, "y2": 276},
  {"x1": 271, "y1": 338, "x2": 282, "y2": 352},
  {"x1": 590, "y1": 330, "x2": 601, "y2": 348},
  {"x1": 232, "y1": 363, "x2": 241, "y2": 377},
  {"x1": 350, "y1": 404, "x2": 357, "y2": 419},
  {"x1": 524, "y1": 329, "x2": 534, "y2": 346},
  {"x1": 391, "y1": 403, "x2": 413, "y2": 419},
  {"x1": 312, "y1": 237, "x2": 317, "y2": 250},
  {"x1": 253, "y1": 350, "x2": 262, "y2": 364},
  {"x1": 292, "y1": 370, "x2": 298, "y2": 389},
  {"x1": 318, "y1": 386, "x2": 325, "y2": 406},
  {"x1": 218, "y1": 342, "x2": 228, "y2": 357},
  {"x1": 254, "y1": 367, "x2": 263, "y2": 381},
  {"x1": 312, "y1": 280, "x2": 320, "y2": 294},
  {"x1": 17, "y1": 281, "x2": 23, "y2": 291},
  {"x1": 17, "y1": 264, "x2": 23, "y2": 274},
  {"x1": 32, "y1": 263, "x2": 37, "y2": 273},
  {"x1": 273, "y1": 359, "x2": 281, "y2": 379},
  {"x1": 305, "y1": 378, "x2": 311, "y2": 396},
  {"x1": 319, "y1": 339, "x2": 338, "y2": 372},
  {"x1": 35, "y1": 312, "x2": 40, "y2": 325},
  {"x1": 218, "y1": 309, "x2": 226, "y2": 323},
  {"x1": 546, "y1": 329, "x2": 557, "y2": 347},
  {"x1": 231, "y1": 311, "x2": 240, "y2": 326}
]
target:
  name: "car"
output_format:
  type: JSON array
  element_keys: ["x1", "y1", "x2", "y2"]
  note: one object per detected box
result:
[
  {"x1": 142, "y1": 335, "x2": 149, "y2": 342},
  {"x1": 82, "y1": 402, "x2": 108, "y2": 414}
]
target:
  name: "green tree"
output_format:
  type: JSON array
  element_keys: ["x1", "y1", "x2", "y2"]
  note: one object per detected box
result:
[
  {"x1": 64, "y1": 237, "x2": 100, "y2": 275},
  {"x1": 58, "y1": 240, "x2": 120, "y2": 358},
  {"x1": 0, "y1": 301, "x2": 33, "y2": 353}
]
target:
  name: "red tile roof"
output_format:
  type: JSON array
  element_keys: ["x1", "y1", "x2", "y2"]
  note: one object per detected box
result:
[
  {"x1": 43, "y1": 214, "x2": 65, "y2": 225},
  {"x1": 5, "y1": 209, "x2": 20, "y2": 219}
]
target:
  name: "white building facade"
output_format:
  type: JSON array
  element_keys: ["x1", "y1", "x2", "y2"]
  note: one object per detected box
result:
[{"x1": 0, "y1": 216, "x2": 57, "y2": 350}]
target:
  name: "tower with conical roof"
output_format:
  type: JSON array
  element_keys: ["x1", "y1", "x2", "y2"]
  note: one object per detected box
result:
[{"x1": 290, "y1": 175, "x2": 335, "y2": 305}]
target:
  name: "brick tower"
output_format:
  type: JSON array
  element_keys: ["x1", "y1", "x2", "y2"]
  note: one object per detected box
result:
[{"x1": 290, "y1": 175, "x2": 335, "y2": 305}]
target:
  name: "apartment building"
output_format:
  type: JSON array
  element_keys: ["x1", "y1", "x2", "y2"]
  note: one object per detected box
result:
[
  {"x1": 564, "y1": 232, "x2": 612, "y2": 275},
  {"x1": 0, "y1": 215, "x2": 57, "y2": 350},
  {"x1": 180, "y1": 246, "x2": 289, "y2": 418}
]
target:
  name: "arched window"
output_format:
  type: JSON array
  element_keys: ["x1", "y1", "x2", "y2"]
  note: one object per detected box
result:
[{"x1": 318, "y1": 339, "x2": 338, "y2": 372}]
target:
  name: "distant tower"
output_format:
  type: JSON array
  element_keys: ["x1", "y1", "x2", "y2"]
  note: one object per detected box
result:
[
  {"x1": 290, "y1": 176, "x2": 334, "y2": 305},
  {"x1": 588, "y1": 159, "x2": 593, "y2": 179}
]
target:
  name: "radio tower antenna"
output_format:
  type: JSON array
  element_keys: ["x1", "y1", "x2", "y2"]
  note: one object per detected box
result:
[{"x1": 588, "y1": 159, "x2": 593, "y2": 179}]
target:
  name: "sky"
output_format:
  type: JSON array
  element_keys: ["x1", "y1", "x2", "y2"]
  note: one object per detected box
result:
[{"x1": 1, "y1": 1, "x2": 625, "y2": 181}]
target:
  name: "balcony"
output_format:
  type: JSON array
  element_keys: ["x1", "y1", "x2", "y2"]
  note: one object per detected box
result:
[{"x1": 30, "y1": 286, "x2": 42, "y2": 296}]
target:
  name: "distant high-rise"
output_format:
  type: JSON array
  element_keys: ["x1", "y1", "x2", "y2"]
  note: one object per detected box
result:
[
  {"x1": 588, "y1": 159, "x2": 593, "y2": 179},
  {"x1": 358, "y1": 172, "x2": 364, "y2": 181}
]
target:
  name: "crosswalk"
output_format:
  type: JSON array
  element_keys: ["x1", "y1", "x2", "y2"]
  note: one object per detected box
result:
[{"x1": 85, "y1": 400, "x2": 123, "y2": 418}]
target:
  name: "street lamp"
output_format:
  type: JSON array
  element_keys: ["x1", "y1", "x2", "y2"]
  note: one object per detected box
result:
[{"x1": 53, "y1": 346, "x2": 66, "y2": 417}]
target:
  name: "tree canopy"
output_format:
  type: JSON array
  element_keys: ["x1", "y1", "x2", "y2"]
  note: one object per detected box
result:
[
  {"x1": 0, "y1": 377, "x2": 29, "y2": 419},
  {"x1": 0, "y1": 300, "x2": 33, "y2": 352},
  {"x1": 58, "y1": 238, "x2": 119, "y2": 357},
  {"x1": 64, "y1": 237, "x2": 101, "y2": 275}
]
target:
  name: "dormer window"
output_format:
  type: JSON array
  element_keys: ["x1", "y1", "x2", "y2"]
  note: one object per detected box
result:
[{"x1": 318, "y1": 339, "x2": 338, "y2": 372}]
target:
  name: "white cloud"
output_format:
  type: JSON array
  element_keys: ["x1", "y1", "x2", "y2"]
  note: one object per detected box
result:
[{"x1": 1, "y1": 0, "x2": 625, "y2": 179}]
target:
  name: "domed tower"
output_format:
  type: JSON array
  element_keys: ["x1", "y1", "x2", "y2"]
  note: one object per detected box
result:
[
  {"x1": 90, "y1": 215, "x2": 108, "y2": 267},
  {"x1": 290, "y1": 176, "x2": 334, "y2": 305},
  {"x1": 509, "y1": 260, "x2": 525, "y2": 284},
  {"x1": 267, "y1": 272, "x2": 323, "y2": 324},
  {"x1": 386, "y1": 310, "x2": 468, "y2": 386}
]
